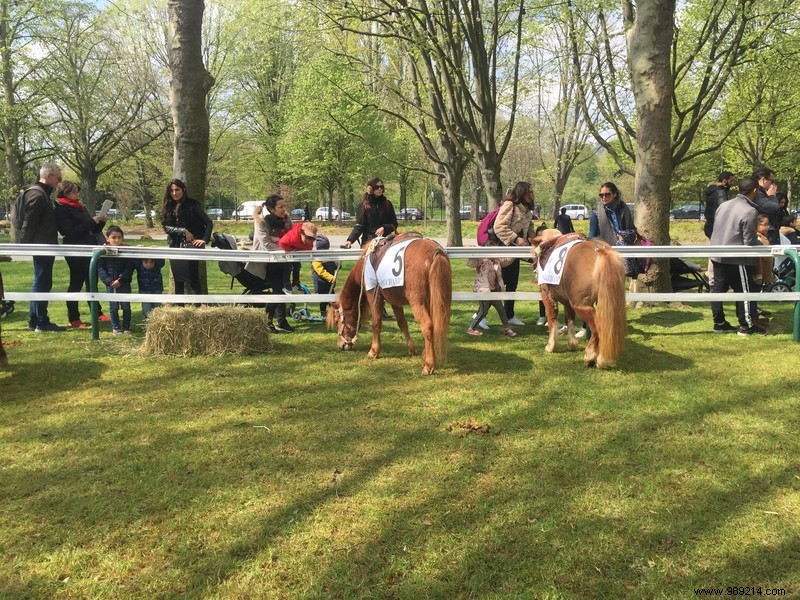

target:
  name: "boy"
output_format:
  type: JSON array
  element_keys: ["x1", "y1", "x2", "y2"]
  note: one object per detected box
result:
[
  {"x1": 97, "y1": 226, "x2": 134, "y2": 334},
  {"x1": 311, "y1": 234, "x2": 338, "y2": 317},
  {"x1": 135, "y1": 256, "x2": 165, "y2": 318}
]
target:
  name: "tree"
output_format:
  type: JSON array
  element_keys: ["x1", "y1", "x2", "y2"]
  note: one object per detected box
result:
[
  {"x1": 168, "y1": 0, "x2": 214, "y2": 203},
  {"x1": 32, "y1": 2, "x2": 168, "y2": 209}
]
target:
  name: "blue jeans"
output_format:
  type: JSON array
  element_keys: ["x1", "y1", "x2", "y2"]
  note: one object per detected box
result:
[
  {"x1": 29, "y1": 255, "x2": 55, "y2": 326},
  {"x1": 107, "y1": 283, "x2": 132, "y2": 330},
  {"x1": 141, "y1": 299, "x2": 161, "y2": 319}
]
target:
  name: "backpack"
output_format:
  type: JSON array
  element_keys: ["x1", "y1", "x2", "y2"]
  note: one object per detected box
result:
[
  {"x1": 9, "y1": 189, "x2": 29, "y2": 242},
  {"x1": 476, "y1": 202, "x2": 503, "y2": 246}
]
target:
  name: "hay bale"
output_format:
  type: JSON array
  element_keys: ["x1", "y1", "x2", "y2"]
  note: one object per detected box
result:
[{"x1": 142, "y1": 306, "x2": 272, "y2": 356}]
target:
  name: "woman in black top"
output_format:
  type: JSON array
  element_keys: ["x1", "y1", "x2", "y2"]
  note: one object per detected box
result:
[
  {"x1": 161, "y1": 178, "x2": 213, "y2": 297},
  {"x1": 343, "y1": 177, "x2": 398, "y2": 248},
  {"x1": 53, "y1": 180, "x2": 108, "y2": 327}
]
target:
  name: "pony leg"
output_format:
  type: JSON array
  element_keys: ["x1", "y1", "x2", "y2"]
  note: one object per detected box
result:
[
  {"x1": 391, "y1": 304, "x2": 417, "y2": 356},
  {"x1": 409, "y1": 304, "x2": 436, "y2": 375},
  {"x1": 367, "y1": 301, "x2": 383, "y2": 359},
  {"x1": 541, "y1": 288, "x2": 559, "y2": 353},
  {"x1": 573, "y1": 306, "x2": 597, "y2": 367},
  {"x1": 564, "y1": 305, "x2": 578, "y2": 352}
]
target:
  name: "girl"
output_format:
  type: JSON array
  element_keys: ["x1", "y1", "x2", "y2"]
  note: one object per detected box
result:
[
  {"x1": 466, "y1": 247, "x2": 517, "y2": 338},
  {"x1": 343, "y1": 178, "x2": 398, "y2": 248}
]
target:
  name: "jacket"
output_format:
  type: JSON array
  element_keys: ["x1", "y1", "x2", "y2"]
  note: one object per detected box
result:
[
  {"x1": 346, "y1": 195, "x2": 398, "y2": 245},
  {"x1": 709, "y1": 193, "x2": 760, "y2": 265},
  {"x1": 467, "y1": 256, "x2": 514, "y2": 292},
  {"x1": 162, "y1": 197, "x2": 213, "y2": 248},
  {"x1": 54, "y1": 198, "x2": 104, "y2": 245},
  {"x1": 135, "y1": 260, "x2": 165, "y2": 293},
  {"x1": 588, "y1": 198, "x2": 634, "y2": 244},
  {"x1": 98, "y1": 253, "x2": 135, "y2": 286},
  {"x1": 752, "y1": 189, "x2": 780, "y2": 244},
  {"x1": 554, "y1": 213, "x2": 574, "y2": 234},
  {"x1": 704, "y1": 183, "x2": 729, "y2": 239},
  {"x1": 493, "y1": 200, "x2": 533, "y2": 246},
  {"x1": 279, "y1": 222, "x2": 314, "y2": 252},
  {"x1": 245, "y1": 212, "x2": 291, "y2": 280},
  {"x1": 18, "y1": 182, "x2": 58, "y2": 244}
]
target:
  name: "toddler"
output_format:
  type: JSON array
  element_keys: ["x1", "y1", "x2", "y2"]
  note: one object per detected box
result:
[
  {"x1": 311, "y1": 234, "x2": 338, "y2": 316},
  {"x1": 135, "y1": 256, "x2": 165, "y2": 318},
  {"x1": 466, "y1": 249, "x2": 517, "y2": 337}
]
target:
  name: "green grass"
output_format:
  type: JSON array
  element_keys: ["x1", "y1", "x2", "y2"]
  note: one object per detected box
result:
[{"x1": 1, "y1": 223, "x2": 798, "y2": 599}]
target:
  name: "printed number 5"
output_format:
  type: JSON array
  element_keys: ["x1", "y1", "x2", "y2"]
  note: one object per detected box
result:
[
  {"x1": 553, "y1": 246, "x2": 568, "y2": 275},
  {"x1": 392, "y1": 252, "x2": 403, "y2": 276}
]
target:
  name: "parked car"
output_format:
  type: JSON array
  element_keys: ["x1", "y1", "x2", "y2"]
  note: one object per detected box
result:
[
  {"x1": 459, "y1": 206, "x2": 487, "y2": 220},
  {"x1": 134, "y1": 209, "x2": 157, "y2": 219},
  {"x1": 398, "y1": 207, "x2": 424, "y2": 221},
  {"x1": 315, "y1": 206, "x2": 350, "y2": 220},
  {"x1": 206, "y1": 208, "x2": 227, "y2": 220},
  {"x1": 669, "y1": 204, "x2": 702, "y2": 220},
  {"x1": 290, "y1": 208, "x2": 306, "y2": 220},
  {"x1": 562, "y1": 204, "x2": 590, "y2": 220}
]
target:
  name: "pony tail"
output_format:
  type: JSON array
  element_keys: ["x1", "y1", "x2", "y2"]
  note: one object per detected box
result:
[
  {"x1": 428, "y1": 250, "x2": 452, "y2": 367},
  {"x1": 593, "y1": 246, "x2": 626, "y2": 368}
]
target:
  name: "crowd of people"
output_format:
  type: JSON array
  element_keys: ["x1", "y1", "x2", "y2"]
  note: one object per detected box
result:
[{"x1": 9, "y1": 161, "x2": 797, "y2": 340}]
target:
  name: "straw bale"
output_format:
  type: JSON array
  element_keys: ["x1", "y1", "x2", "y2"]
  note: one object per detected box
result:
[{"x1": 142, "y1": 306, "x2": 271, "y2": 356}]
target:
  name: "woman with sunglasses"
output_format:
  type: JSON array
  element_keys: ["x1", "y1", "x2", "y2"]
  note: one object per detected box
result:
[
  {"x1": 588, "y1": 182, "x2": 634, "y2": 245},
  {"x1": 343, "y1": 178, "x2": 398, "y2": 248}
]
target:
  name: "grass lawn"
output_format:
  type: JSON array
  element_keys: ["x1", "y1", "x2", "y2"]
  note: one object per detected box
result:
[{"x1": 1, "y1": 221, "x2": 798, "y2": 599}]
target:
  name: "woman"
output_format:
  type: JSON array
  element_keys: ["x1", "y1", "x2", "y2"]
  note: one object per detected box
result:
[
  {"x1": 492, "y1": 181, "x2": 536, "y2": 326},
  {"x1": 343, "y1": 178, "x2": 398, "y2": 248},
  {"x1": 588, "y1": 181, "x2": 634, "y2": 245},
  {"x1": 161, "y1": 179, "x2": 213, "y2": 300},
  {"x1": 244, "y1": 193, "x2": 294, "y2": 333},
  {"x1": 53, "y1": 180, "x2": 109, "y2": 327}
]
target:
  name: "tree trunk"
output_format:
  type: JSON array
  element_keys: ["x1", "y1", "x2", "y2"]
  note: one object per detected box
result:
[
  {"x1": 477, "y1": 154, "x2": 504, "y2": 211},
  {"x1": 80, "y1": 168, "x2": 100, "y2": 212},
  {"x1": 168, "y1": 0, "x2": 214, "y2": 205},
  {"x1": 625, "y1": 0, "x2": 676, "y2": 293},
  {"x1": 0, "y1": 0, "x2": 23, "y2": 192}
]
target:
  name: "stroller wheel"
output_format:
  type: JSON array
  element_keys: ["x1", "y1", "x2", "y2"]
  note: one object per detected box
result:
[
  {"x1": 0, "y1": 300, "x2": 14, "y2": 318},
  {"x1": 766, "y1": 282, "x2": 791, "y2": 293},
  {"x1": 291, "y1": 310, "x2": 303, "y2": 321}
]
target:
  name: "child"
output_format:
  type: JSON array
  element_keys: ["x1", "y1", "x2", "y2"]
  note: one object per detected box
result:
[
  {"x1": 311, "y1": 234, "x2": 338, "y2": 317},
  {"x1": 97, "y1": 226, "x2": 134, "y2": 335},
  {"x1": 466, "y1": 248, "x2": 517, "y2": 337},
  {"x1": 279, "y1": 221, "x2": 318, "y2": 293},
  {"x1": 754, "y1": 214, "x2": 773, "y2": 322},
  {"x1": 135, "y1": 256, "x2": 165, "y2": 318}
]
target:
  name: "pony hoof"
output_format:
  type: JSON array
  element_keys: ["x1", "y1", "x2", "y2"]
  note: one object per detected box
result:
[
  {"x1": 422, "y1": 365, "x2": 434, "y2": 375},
  {"x1": 596, "y1": 358, "x2": 616, "y2": 369},
  {"x1": 367, "y1": 350, "x2": 379, "y2": 359},
  {"x1": 544, "y1": 344, "x2": 555, "y2": 353}
]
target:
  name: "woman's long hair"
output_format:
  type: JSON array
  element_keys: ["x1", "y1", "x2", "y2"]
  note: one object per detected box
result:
[
  {"x1": 504, "y1": 181, "x2": 534, "y2": 206},
  {"x1": 359, "y1": 177, "x2": 386, "y2": 212},
  {"x1": 161, "y1": 178, "x2": 188, "y2": 223}
]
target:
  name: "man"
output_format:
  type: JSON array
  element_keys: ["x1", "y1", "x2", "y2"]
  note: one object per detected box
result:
[
  {"x1": 554, "y1": 207, "x2": 575, "y2": 234},
  {"x1": 17, "y1": 162, "x2": 65, "y2": 332},
  {"x1": 709, "y1": 176, "x2": 766, "y2": 336},
  {"x1": 703, "y1": 170, "x2": 734, "y2": 239},
  {"x1": 752, "y1": 167, "x2": 781, "y2": 244}
]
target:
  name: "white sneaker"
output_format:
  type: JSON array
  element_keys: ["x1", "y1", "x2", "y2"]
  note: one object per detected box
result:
[
  {"x1": 575, "y1": 327, "x2": 587, "y2": 338},
  {"x1": 507, "y1": 316, "x2": 525, "y2": 326},
  {"x1": 478, "y1": 318, "x2": 490, "y2": 330},
  {"x1": 536, "y1": 316, "x2": 547, "y2": 326},
  {"x1": 558, "y1": 324, "x2": 568, "y2": 335}
]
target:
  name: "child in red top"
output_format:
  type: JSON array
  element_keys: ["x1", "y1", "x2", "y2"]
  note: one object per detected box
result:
[{"x1": 279, "y1": 221, "x2": 318, "y2": 292}]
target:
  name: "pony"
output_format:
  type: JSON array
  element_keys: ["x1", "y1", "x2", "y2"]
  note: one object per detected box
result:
[
  {"x1": 327, "y1": 234, "x2": 451, "y2": 375},
  {"x1": 531, "y1": 229, "x2": 626, "y2": 368}
]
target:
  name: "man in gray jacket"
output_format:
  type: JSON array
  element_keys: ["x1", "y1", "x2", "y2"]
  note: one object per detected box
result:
[
  {"x1": 709, "y1": 176, "x2": 765, "y2": 335},
  {"x1": 17, "y1": 162, "x2": 65, "y2": 332}
]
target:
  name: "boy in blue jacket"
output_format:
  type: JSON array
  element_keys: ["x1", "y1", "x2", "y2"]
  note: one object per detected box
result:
[
  {"x1": 97, "y1": 226, "x2": 134, "y2": 334},
  {"x1": 135, "y1": 256, "x2": 165, "y2": 318}
]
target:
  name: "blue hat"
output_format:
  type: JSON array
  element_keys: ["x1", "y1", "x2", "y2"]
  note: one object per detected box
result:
[{"x1": 315, "y1": 234, "x2": 330, "y2": 250}]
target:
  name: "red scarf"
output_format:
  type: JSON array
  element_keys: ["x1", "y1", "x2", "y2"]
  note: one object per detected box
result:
[{"x1": 57, "y1": 196, "x2": 86, "y2": 211}]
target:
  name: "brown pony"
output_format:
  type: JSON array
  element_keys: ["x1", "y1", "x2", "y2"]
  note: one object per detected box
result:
[
  {"x1": 327, "y1": 236, "x2": 451, "y2": 375},
  {"x1": 532, "y1": 229, "x2": 626, "y2": 368}
]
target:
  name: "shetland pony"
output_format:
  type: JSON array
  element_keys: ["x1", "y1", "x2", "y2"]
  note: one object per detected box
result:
[
  {"x1": 532, "y1": 229, "x2": 626, "y2": 368},
  {"x1": 327, "y1": 236, "x2": 451, "y2": 375}
]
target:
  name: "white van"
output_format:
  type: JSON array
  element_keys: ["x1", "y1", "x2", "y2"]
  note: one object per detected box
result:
[
  {"x1": 562, "y1": 204, "x2": 590, "y2": 220},
  {"x1": 233, "y1": 201, "x2": 264, "y2": 220}
]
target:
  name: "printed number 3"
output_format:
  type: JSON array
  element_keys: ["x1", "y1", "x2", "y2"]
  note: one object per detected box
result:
[
  {"x1": 553, "y1": 246, "x2": 568, "y2": 275},
  {"x1": 392, "y1": 252, "x2": 403, "y2": 277}
]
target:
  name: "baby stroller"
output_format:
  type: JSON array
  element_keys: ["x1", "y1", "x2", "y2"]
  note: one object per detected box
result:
[
  {"x1": 211, "y1": 232, "x2": 271, "y2": 297},
  {"x1": 763, "y1": 257, "x2": 796, "y2": 293},
  {"x1": 670, "y1": 257, "x2": 710, "y2": 292}
]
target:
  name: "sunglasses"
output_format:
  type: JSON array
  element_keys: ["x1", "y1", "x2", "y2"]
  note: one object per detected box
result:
[
  {"x1": 373, "y1": 185, "x2": 384, "y2": 190},
  {"x1": 598, "y1": 192, "x2": 613, "y2": 198}
]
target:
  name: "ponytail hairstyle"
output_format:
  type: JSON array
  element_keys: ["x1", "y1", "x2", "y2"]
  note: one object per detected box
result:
[{"x1": 161, "y1": 178, "x2": 188, "y2": 222}]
